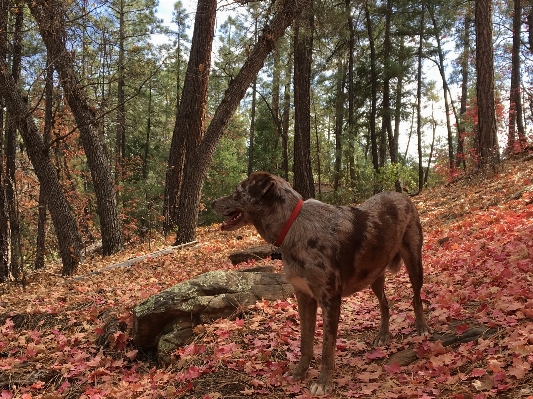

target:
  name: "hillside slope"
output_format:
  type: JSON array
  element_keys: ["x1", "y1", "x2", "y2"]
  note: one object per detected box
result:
[{"x1": 0, "y1": 157, "x2": 532, "y2": 399}]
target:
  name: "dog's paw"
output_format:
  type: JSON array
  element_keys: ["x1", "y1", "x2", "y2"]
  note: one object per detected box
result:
[
  {"x1": 309, "y1": 380, "x2": 333, "y2": 396},
  {"x1": 416, "y1": 321, "x2": 431, "y2": 336},
  {"x1": 373, "y1": 331, "x2": 391, "y2": 347},
  {"x1": 290, "y1": 365, "x2": 308, "y2": 381}
]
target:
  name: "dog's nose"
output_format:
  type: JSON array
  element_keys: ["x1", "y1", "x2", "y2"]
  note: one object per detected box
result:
[{"x1": 211, "y1": 200, "x2": 217, "y2": 209}]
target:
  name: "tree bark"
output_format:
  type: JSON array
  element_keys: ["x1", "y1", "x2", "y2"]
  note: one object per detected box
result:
[
  {"x1": 293, "y1": 0, "x2": 315, "y2": 199},
  {"x1": 173, "y1": 0, "x2": 313, "y2": 245},
  {"x1": 365, "y1": 2, "x2": 379, "y2": 174},
  {"x1": 27, "y1": 0, "x2": 123, "y2": 256},
  {"x1": 430, "y1": 11, "x2": 454, "y2": 169},
  {"x1": 163, "y1": 0, "x2": 216, "y2": 234},
  {"x1": 35, "y1": 55, "x2": 54, "y2": 270},
  {"x1": 5, "y1": 3, "x2": 24, "y2": 279},
  {"x1": 507, "y1": 0, "x2": 526, "y2": 153},
  {"x1": 0, "y1": 0, "x2": 9, "y2": 281},
  {"x1": 0, "y1": 59, "x2": 83, "y2": 275},
  {"x1": 417, "y1": 1, "x2": 425, "y2": 192},
  {"x1": 456, "y1": 14, "x2": 470, "y2": 169},
  {"x1": 475, "y1": 0, "x2": 500, "y2": 168},
  {"x1": 333, "y1": 58, "x2": 344, "y2": 193}
]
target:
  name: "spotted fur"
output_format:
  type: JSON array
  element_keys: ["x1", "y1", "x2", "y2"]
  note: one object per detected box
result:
[{"x1": 212, "y1": 172, "x2": 429, "y2": 396}]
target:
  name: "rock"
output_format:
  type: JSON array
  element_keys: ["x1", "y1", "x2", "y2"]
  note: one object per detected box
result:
[
  {"x1": 132, "y1": 270, "x2": 293, "y2": 365},
  {"x1": 228, "y1": 245, "x2": 280, "y2": 265}
]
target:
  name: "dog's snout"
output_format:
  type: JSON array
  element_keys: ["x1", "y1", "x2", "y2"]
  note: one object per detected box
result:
[{"x1": 211, "y1": 199, "x2": 218, "y2": 209}]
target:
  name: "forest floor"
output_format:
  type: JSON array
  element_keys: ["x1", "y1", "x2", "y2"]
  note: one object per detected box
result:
[{"x1": 1, "y1": 156, "x2": 533, "y2": 399}]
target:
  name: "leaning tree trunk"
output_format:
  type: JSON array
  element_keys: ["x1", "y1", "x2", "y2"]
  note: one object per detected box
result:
[
  {"x1": 174, "y1": 0, "x2": 313, "y2": 245},
  {"x1": 293, "y1": 0, "x2": 315, "y2": 200},
  {"x1": 0, "y1": 59, "x2": 83, "y2": 275},
  {"x1": 27, "y1": 0, "x2": 123, "y2": 256}
]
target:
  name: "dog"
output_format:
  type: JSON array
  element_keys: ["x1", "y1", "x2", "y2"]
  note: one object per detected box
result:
[{"x1": 211, "y1": 172, "x2": 429, "y2": 395}]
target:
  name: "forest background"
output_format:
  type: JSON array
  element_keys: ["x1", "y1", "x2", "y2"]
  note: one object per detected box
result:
[{"x1": 0, "y1": 0, "x2": 532, "y2": 279}]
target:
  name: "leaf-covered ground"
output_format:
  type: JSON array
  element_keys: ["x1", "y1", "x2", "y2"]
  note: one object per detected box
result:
[{"x1": 1, "y1": 157, "x2": 533, "y2": 399}]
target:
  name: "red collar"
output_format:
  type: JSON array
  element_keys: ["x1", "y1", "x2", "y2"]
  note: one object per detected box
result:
[{"x1": 273, "y1": 199, "x2": 304, "y2": 247}]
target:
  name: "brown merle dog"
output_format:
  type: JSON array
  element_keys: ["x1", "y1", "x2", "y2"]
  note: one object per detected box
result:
[{"x1": 211, "y1": 172, "x2": 429, "y2": 395}]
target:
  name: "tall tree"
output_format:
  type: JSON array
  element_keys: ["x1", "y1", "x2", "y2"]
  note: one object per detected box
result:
[
  {"x1": 293, "y1": 0, "x2": 315, "y2": 199},
  {"x1": 507, "y1": 0, "x2": 526, "y2": 153},
  {"x1": 456, "y1": 12, "x2": 471, "y2": 169},
  {"x1": 0, "y1": 0, "x2": 9, "y2": 280},
  {"x1": 475, "y1": 0, "x2": 500, "y2": 168},
  {"x1": 417, "y1": 1, "x2": 425, "y2": 192},
  {"x1": 365, "y1": 1, "x2": 379, "y2": 174},
  {"x1": 5, "y1": 2, "x2": 23, "y2": 279},
  {"x1": 429, "y1": 5, "x2": 454, "y2": 169},
  {"x1": 163, "y1": 0, "x2": 216, "y2": 234},
  {"x1": 27, "y1": 0, "x2": 123, "y2": 255},
  {"x1": 35, "y1": 55, "x2": 54, "y2": 270}
]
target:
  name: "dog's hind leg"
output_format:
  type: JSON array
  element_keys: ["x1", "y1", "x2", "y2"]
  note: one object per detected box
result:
[
  {"x1": 291, "y1": 291, "x2": 317, "y2": 381},
  {"x1": 400, "y1": 228, "x2": 430, "y2": 336},
  {"x1": 371, "y1": 274, "x2": 391, "y2": 346}
]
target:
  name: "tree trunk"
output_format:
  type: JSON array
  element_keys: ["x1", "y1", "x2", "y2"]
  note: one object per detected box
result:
[
  {"x1": 430, "y1": 11, "x2": 454, "y2": 169},
  {"x1": 382, "y1": 0, "x2": 394, "y2": 167},
  {"x1": 163, "y1": 0, "x2": 216, "y2": 234},
  {"x1": 281, "y1": 55, "x2": 292, "y2": 180},
  {"x1": 417, "y1": 1, "x2": 425, "y2": 192},
  {"x1": 248, "y1": 76, "x2": 257, "y2": 176},
  {"x1": 333, "y1": 58, "x2": 344, "y2": 193},
  {"x1": 365, "y1": 2, "x2": 379, "y2": 174},
  {"x1": 0, "y1": 0, "x2": 9, "y2": 281},
  {"x1": 27, "y1": 0, "x2": 123, "y2": 255},
  {"x1": 456, "y1": 14, "x2": 470, "y2": 169},
  {"x1": 345, "y1": 0, "x2": 356, "y2": 183},
  {"x1": 293, "y1": 0, "x2": 315, "y2": 200},
  {"x1": 35, "y1": 55, "x2": 54, "y2": 270},
  {"x1": 5, "y1": 4, "x2": 24, "y2": 279},
  {"x1": 475, "y1": 0, "x2": 500, "y2": 168},
  {"x1": 116, "y1": 0, "x2": 126, "y2": 184},
  {"x1": 173, "y1": 0, "x2": 313, "y2": 245},
  {"x1": 0, "y1": 59, "x2": 83, "y2": 275},
  {"x1": 507, "y1": 0, "x2": 526, "y2": 153}
]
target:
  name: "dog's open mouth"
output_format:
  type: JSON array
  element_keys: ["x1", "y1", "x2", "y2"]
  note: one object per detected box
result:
[{"x1": 221, "y1": 211, "x2": 244, "y2": 231}]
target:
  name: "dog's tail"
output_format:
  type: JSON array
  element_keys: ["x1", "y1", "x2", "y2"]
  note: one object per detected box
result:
[{"x1": 387, "y1": 253, "x2": 402, "y2": 274}]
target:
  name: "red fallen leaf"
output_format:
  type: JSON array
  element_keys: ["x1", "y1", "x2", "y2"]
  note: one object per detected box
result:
[
  {"x1": 470, "y1": 368, "x2": 486, "y2": 377},
  {"x1": 384, "y1": 363, "x2": 402, "y2": 373},
  {"x1": 456, "y1": 323, "x2": 469, "y2": 334},
  {"x1": 365, "y1": 347, "x2": 386, "y2": 360},
  {"x1": 31, "y1": 381, "x2": 45, "y2": 389}
]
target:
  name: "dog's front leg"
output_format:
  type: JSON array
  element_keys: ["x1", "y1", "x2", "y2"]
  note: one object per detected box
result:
[
  {"x1": 292, "y1": 291, "x2": 317, "y2": 381},
  {"x1": 371, "y1": 274, "x2": 391, "y2": 346},
  {"x1": 310, "y1": 295, "x2": 341, "y2": 396}
]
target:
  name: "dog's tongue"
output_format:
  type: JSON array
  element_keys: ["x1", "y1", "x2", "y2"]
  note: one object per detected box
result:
[{"x1": 221, "y1": 211, "x2": 243, "y2": 231}]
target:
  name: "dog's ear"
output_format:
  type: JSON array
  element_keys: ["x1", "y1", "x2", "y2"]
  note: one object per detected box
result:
[{"x1": 247, "y1": 172, "x2": 276, "y2": 203}]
